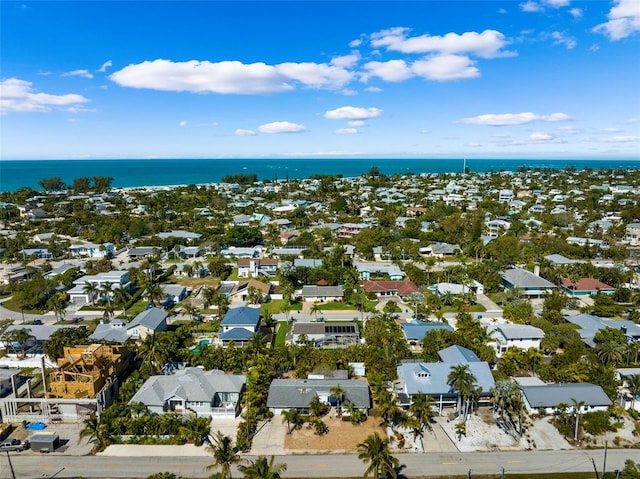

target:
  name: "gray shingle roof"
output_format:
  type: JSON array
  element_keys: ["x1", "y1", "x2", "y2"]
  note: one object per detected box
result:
[
  {"x1": 89, "y1": 324, "x2": 129, "y2": 343},
  {"x1": 438, "y1": 345, "x2": 480, "y2": 363},
  {"x1": 396, "y1": 361, "x2": 495, "y2": 397},
  {"x1": 221, "y1": 307, "x2": 261, "y2": 326},
  {"x1": 128, "y1": 308, "x2": 168, "y2": 330},
  {"x1": 267, "y1": 378, "x2": 370, "y2": 410},
  {"x1": 500, "y1": 267, "x2": 556, "y2": 289},
  {"x1": 129, "y1": 368, "x2": 245, "y2": 407},
  {"x1": 520, "y1": 383, "x2": 611, "y2": 409},
  {"x1": 300, "y1": 285, "x2": 344, "y2": 297}
]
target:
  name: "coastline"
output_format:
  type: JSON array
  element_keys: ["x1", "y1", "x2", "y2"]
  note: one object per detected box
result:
[{"x1": 2, "y1": 157, "x2": 640, "y2": 193}]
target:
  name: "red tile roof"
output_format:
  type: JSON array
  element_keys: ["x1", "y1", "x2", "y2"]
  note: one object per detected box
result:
[
  {"x1": 363, "y1": 280, "x2": 421, "y2": 296},
  {"x1": 561, "y1": 277, "x2": 615, "y2": 291}
]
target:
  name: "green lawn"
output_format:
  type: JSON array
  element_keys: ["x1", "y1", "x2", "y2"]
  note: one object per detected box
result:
[
  {"x1": 273, "y1": 321, "x2": 291, "y2": 347},
  {"x1": 1, "y1": 298, "x2": 46, "y2": 315},
  {"x1": 127, "y1": 299, "x2": 151, "y2": 316},
  {"x1": 261, "y1": 299, "x2": 303, "y2": 316}
]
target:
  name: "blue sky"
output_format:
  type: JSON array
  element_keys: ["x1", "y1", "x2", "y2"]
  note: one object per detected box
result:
[{"x1": 1, "y1": 0, "x2": 639, "y2": 160}]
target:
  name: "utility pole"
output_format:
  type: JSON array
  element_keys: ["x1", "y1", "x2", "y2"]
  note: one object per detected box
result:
[{"x1": 5, "y1": 451, "x2": 16, "y2": 479}]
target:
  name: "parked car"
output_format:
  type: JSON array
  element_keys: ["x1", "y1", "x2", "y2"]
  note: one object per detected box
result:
[{"x1": 0, "y1": 439, "x2": 29, "y2": 451}]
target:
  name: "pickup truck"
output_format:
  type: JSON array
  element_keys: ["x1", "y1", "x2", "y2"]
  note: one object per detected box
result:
[{"x1": 0, "y1": 439, "x2": 29, "y2": 451}]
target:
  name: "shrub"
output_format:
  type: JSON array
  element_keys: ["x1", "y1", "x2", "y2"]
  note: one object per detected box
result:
[{"x1": 582, "y1": 411, "x2": 618, "y2": 436}]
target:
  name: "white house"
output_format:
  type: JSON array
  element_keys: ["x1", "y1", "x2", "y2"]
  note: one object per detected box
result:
[
  {"x1": 67, "y1": 271, "x2": 131, "y2": 304},
  {"x1": 68, "y1": 243, "x2": 114, "y2": 258},
  {"x1": 487, "y1": 324, "x2": 544, "y2": 357}
]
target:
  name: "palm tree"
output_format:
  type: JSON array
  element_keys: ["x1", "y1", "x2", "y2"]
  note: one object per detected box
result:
[
  {"x1": 83, "y1": 282, "x2": 99, "y2": 305},
  {"x1": 454, "y1": 421, "x2": 466, "y2": 441},
  {"x1": 309, "y1": 395, "x2": 326, "y2": 418},
  {"x1": 330, "y1": 384, "x2": 345, "y2": 415},
  {"x1": 624, "y1": 374, "x2": 640, "y2": 410},
  {"x1": 238, "y1": 455, "x2": 287, "y2": 479},
  {"x1": 247, "y1": 332, "x2": 268, "y2": 359},
  {"x1": 206, "y1": 431, "x2": 240, "y2": 479},
  {"x1": 310, "y1": 303, "x2": 322, "y2": 320},
  {"x1": 144, "y1": 283, "x2": 164, "y2": 306},
  {"x1": 596, "y1": 341, "x2": 624, "y2": 366},
  {"x1": 357, "y1": 432, "x2": 399, "y2": 479},
  {"x1": 447, "y1": 364, "x2": 477, "y2": 421},
  {"x1": 179, "y1": 412, "x2": 211, "y2": 446},
  {"x1": 102, "y1": 303, "x2": 115, "y2": 322},
  {"x1": 409, "y1": 392, "x2": 435, "y2": 432},
  {"x1": 183, "y1": 302, "x2": 201, "y2": 321},
  {"x1": 138, "y1": 333, "x2": 169, "y2": 374},
  {"x1": 281, "y1": 409, "x2": 300, "y2": 434},
  {"x1": 100, "y1": 281, "x2": 114, "y2": 306},
  {"x1": 113, "y1": 285, "x2": 131, "y2": 315},
  {"x1": 374, "y1": 388, "x2": 399, "y2": 428},
  {"x1": 571, "y1": 398, "x2": 585, "y2": 442},
  {"x1": 6, "y1": 328, "x2": 32, "y2": 358},
  {"x1": 80, "y1": 413, "x2": 108, "y2": 451}
]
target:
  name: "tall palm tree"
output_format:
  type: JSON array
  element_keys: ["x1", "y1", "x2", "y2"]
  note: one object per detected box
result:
[
  {"x1": 138, "y1": 333, "x2": 170, "y2": 374},
  {"x1": 238, "y1": 455, "x2": 287, "y2": 479},
  {"x1": 624, "y1": 374, "x2": 640, "y2": 410},
  {"x1": 144, "y1": 283, "x2": 164, "y2": 306},
  {"x1": 206, "y1": 431, "x2": 240, "y2": 479},
  {"x1": 571, "y1": 398, "x2": 585, "y2": 442},
  {"x1": 113, "y1": 285, "x2": 131, "y2": 315},
  {"x1": 247, "y1": 332, "x2": 268, "y2": 359},
  {"x1": 83, "y1": 282, "x2": 99, "y2": 305},
  {"x1": 357, "y1": 432, "x2": 399, "y2": 479},
  {"x1": 310, "y1": 303, "x2": 322, "y2": 320},
  {"x1": 409, "y1": 392, "x2": 435, "y2": 432},
  {"x1": 447, "y1": 364, "x2": 477, "y2": 421},
  {"x1": 596, "y1": 341, "x2": 624, "y2": 366},
  {"x1": 330, "y1": 384, "x2": 345, "y2": 414},
  {"x1": 100, "y1": 282, "x2": 114, "y2": 306}
]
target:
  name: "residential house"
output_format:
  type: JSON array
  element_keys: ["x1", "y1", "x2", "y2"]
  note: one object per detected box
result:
[
  {"x1": 127, "y1": 246, "x2": 161, "y2": 260},
  {"x1": 220, "y1": 246, "x2": 262, "y2": 258},
  {"x1": 217, "y1": 307, "x2": 261, "y2": 347},
  {"x1": 69, "y1": 242, "x2": 114, "y2": 259},
  {"x1": 237, "y1": 258, "x2": 278, "y2": 278},
  {"x1": 394, "y1": 360, "x2": 495, "y2": 411},
  {"x1": 126, "y1": 308, "x2": 169, "y2": 340},
  {"x1": 431, "y1": 281, "x2": 484, "y2": 296},
  {"x1": 160, "y1": 284, "x2": 189, "y2": 305},
  {"x1": 616, "y1": 368, "x2": 640, "y2": 411},
  {"x1": 625, "y1": 223, "x2": 640, "y2": 246},
  {"x1": 400, "y1": 321, "x2": 454, "y2": 350},
  {"x1": 487, "y1": 324, "x2": 544, "y2": 357},
  {"x1": 89, "y1": 319, "x2": 130, "y2": 344},
  {"x1": 266, "y1": 378, "x2": 370, "y2": 416},
  {"x1": 517, "y1": 380, "x2": 611, "y2": 414},
  {"x1": 564, "y1": 314, "x2": 640, "y2": 347},
  {"x1": 228, "y1": 279, "x2": 272, "y2": 303},
  {"x1": 561, "y1": 278, "x2": 615, "y2": 297},
  {"x1": 299, "y1": 285, "x2": 344, "y2": 302},
  {"x1": 129, "y1": 367, "x2": 245, "y2": 418},
  {"x1": 500, "y1": 267, "x2": 557, "y2": 298},
  {"x1": 419, "y1": 242, "x2": 460, "y2": 258},
  {"x1": 1, "y1": 324, "x2": 80, "y2": 351},
  {"x1": 21, "y1": 248, "x2": 53, "y2": 260},
  {"x1": 67, "y1": 271, "x2": 131, "y2": 304},
  {"x1": 337, "y1": 223, "x2": 369, "y2": 238},
  {"x1": 363, "y1": 280, "x2": 421, "y2": 298},
  {"x1": 289, "y1": 321, "x2": 360, "y2": 348},
  {"x1": 0, "y1": 369, "x2": 20, "y2": 398},
  {"x1": 498, "y1": 190, "x2": 514, "y2": 203},
  {"x1": 543, "y1": 254, "x2": 578, "y2": 266},
  {"x1": 486, "y1": 219, "x2": 511, "y2": 238},
  {"x1": 355, "y1": 262, "x2": 404, "y2": 281},
  {"x1": 294, "y1": 259, "x2": 323, "y2": 268},
  {"x1": 437, "y1": 345, "x2": 480, "y2": 364},
  {"x1": 157, "y1": 230, "x2": 202, "y2": 242}
]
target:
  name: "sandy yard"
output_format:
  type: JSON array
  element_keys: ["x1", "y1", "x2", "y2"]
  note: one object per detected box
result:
[{"x1": 284, "y1": 415, "x2": 387, "y2": 452}]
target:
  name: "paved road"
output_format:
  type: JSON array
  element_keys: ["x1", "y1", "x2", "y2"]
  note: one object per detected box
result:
[{"x1": 6, "y1": 449, "x2": 635, "y2": 478}]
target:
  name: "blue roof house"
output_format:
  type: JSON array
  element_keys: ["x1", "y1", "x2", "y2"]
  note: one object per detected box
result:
[{"x1": 218, "y1": 307, "x2": 261, "y2": 347}]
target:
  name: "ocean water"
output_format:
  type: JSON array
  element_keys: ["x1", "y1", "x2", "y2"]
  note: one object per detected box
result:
[{"x1": 1, "y1": 158, "x2": 640, "y2": 192}]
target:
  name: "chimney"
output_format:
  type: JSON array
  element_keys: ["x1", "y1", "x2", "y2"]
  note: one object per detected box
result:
[{"x1": 534, "y1": 265, "x2": 540, "y2": 276}]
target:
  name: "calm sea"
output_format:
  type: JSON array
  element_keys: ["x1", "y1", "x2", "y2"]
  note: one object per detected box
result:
[{"x1": 2, "y1": 158, "x2": 640, "y2": 192}]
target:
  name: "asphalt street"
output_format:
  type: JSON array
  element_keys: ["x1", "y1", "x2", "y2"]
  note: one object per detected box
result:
[{"x1": 5, "y1": 449, "x2": 635, "y2": 478}]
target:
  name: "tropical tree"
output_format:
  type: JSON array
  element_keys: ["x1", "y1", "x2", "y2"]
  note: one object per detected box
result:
[
  {"x1": 310, "y1": 303, "x2": 322, "y2": 320},
  {"x1": 447, "y1": 364, "x2": 477, "y2": 421},
  {"x1": 330, "y1": 383, "x2": 345, "y2": 414},
  {"x1": 408, "y1": 392, "x2": 435, "y2": 432},
  {"x1": 138, "y1": 333, "x2": 171, "y2": 374},
  {"x1": 625, "y1": 374, "x2": 640, "y2": 410},
  {"x1": 357, "y1": 432, "x2": 400, "y2": 479},
  {"x1": 281, "y1": 409, "x2": 301, "y2": 434},
  {"x1": 183, "y1": 302, "x2": 201, "y2": 321},
  {"x1": 596, "y1": 341, "x2": 624, "y2": 366},
  {"x1": 238, "y1": 455, "x2": 287, "y2": 479},
  {"x1": 83, "y1": 282, "x2": 99, "y2": 305},
  {"x1": 4, "y1": 328, "x2": 33, "y2": 358},
  {"x1": 144, "y1": 283, "x2": 165, "y2": 306},
  {"x1": 311, "y1": 418, "x2": 329, "y2": 435},
  {"x1": 571, "y1": 398, "x2": 585, "y2": 441},
  {"x1": 206, "y1": 431, "x2": 240, "y2": 479},
  {"x1": 100, "y1": 281, "x2": 114, "y2": 306},
  {"x1": 309, "y1": 395, "x2": 326, "y2": 418},
  {"x1": 374, "y1": 388, "x2": 399, "y2": 428},
  {"x1": 113, "y1": 285, "x2": 131, "y2": 315},
  {"x1": 247, "y1": 332, "x2": 268, "y2": 359},
  {"x1": 80, "y1": 413, "x2": 108, "y2": 451},
  {"x1": 179, "y1": 412, "x2": 211, "y2": 446},
  {"x1": 454, "y1": 421, "x2": 466, "y2": 441}
]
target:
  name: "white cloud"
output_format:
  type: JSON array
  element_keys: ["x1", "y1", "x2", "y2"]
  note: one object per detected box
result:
[
  {"x1": 590, "y1": 44, "x2": 601, "y2": 52},
  {"x1": 179, "y1": 121, "x2": 187, "y2": 127},
  {"x1": 336, "y1": 128, "x2": 358, "y2": 134},
  {"x1": 530, "y1": 131, "x2": 555, "y2": 141},
  {"x1": 460, "y1": 111, "x2": 572, "y2": 126},
  {"x1": 340, "y1": 88, "x2": 358, "y2": 96},
  {"x1": 370, "y1": 27, "x2": 513, "y2": 59},
  {"x1": 626, "y1": 117, "x2": 640, "y2": 123},
  {"x1": 98, "y1": 60, "x2": 113, "y2": 72},
  {"x1": 0, "y1": 78, "x2": 90, "y2": 114},
  {"x1": 520, "y1": 1, "x2": 543, "y2": 12},
  {"x1": 349, "y1": 38, "x2": 363, "y2": 48},
  {"x1": 364, "y1": 86, "x2": 382, "y2": 93},
  {"x1": 412, "y1": 55, "x2": 480, "y2": 81},
  {"x1": 330, "y1": 52, "x2": 360, "y2": 68},
  {"x1": 362, "y1": 60, "x2": 413, "y2": 82},
  {"x1": 62, "y1": 69, "x2": 94, "y2": 79},
  {"x1": 549, "y1": 31, "x2": 577, "y2": 49},
  {"x1": 593, "y1": 0, "x2": 640, "y2": 40},
  {"x1": 557, "y1": 125, "x2": 582, "y2": 134},
  {"x1": 235, "y1": 129, "x2": 257, "y2": 136},
  {"x1": 324, "y1": 106, "x2": 383, "y2": 120},
  {"x1": 544, "y1": 0, "x2": 570, "y2": 7},
  {"x1": 569, "y1": 8, "x2": 583, "y2": 18},
  {"x1": 258, "y1": 121, "x2": 305, "y2": 133},
  {"x1": 111, "y1": 58, "x2": 354, "y2": 93},
  {"x1": 348, "y1": 120, "x2": 366, "y2": 127}
]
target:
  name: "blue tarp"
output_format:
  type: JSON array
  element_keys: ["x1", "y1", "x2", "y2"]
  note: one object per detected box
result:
[{"x1": 27, "y1": 422, "x2": 46, "y2": 430}]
